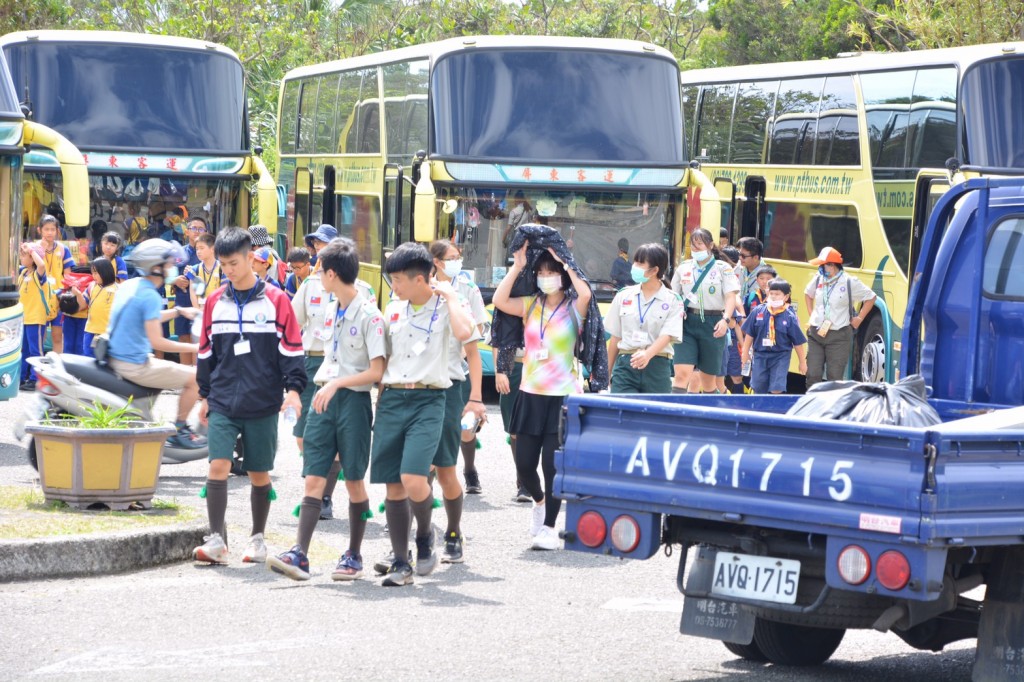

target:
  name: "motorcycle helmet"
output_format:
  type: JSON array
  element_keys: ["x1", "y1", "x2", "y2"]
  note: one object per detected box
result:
[{"x1": 125, "y1": 238, "x2": 186, "y2": 277}]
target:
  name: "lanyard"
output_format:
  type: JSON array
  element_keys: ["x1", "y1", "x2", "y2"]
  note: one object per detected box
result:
[
  {"x1": 200, "y1": 262, "x2": 218, "y2": 289},
  {"x1": 230, "y1": 284, "x2": 257, "y2": 339},
  {"x1": 540, "y1": 296, "x2": 567, "y2": 341},
  {"x1": 407, "y1": 296, "x2": 441, "y2": 338},
  {"x1": 636, "y1": 293, "x2": 657, "y2": 325},
  {"x1": 331, "y1": 307, "x2": 348, "y2": 357},
  {"x1": 821, "y1": 273, "x2": 842, "y2": 317}
]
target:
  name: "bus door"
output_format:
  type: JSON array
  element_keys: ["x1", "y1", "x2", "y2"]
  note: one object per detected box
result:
[
  {"x1": 910, "y1": 171, "x2": 950, "y2": 276},
  {"x1": 740, "y1": 177, "x2": 767, "y2": 242},
  {"x1": 379, "y1": 163, "x2": 414, "y2": 300},
  {"x1": 713, "y1": 177, "x2": 736, "y2": 242}
]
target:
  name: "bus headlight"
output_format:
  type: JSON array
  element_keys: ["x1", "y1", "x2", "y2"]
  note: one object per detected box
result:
[{"x1": 0, "y1": 317, "x2": 23, "y2": 356}]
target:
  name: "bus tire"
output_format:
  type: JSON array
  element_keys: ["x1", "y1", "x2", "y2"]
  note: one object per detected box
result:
[
  {"x1": 856, "y1": 313, "x2": 885, "y2": 383},
  {"x1": 752, "y1": 619, "x2": 845, "y2": 666},
  {"x1": 722, "y1": 639, "x2": 768, "y2": 662}
]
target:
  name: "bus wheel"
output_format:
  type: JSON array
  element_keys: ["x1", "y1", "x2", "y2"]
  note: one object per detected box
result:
[
  {"x1": 857, "y1": 314, "x2": 885, "y2": 383},
  {"x1": 753, "y1": 619, "x2": 845, "y2": 666}
]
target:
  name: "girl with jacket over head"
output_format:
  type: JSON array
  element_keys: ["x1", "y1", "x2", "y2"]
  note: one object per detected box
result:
[
  {"x1": 670, "y1": 228, "x2": 740, "y2": 394},
  {"x1": 493, "y1": 242, "x2": 591, "y2": 551},
  {"x1": 605, "y1": 243, "x2": 684, "y2": 394}
]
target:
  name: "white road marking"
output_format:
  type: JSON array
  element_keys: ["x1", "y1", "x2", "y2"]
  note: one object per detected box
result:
[{"x1": 601, "y1": 597, "x2": 683, "y2": 613}]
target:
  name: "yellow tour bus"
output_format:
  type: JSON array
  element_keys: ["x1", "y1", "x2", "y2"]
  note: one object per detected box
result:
[
  {"x1": 0, "y1": 30, "x2": 278, "y2": 255},
  {"x1": 276, "y1": 35, "x2": 720, "y2": 373},
  {"x1": 0, "y1": 47, "x2": 89, "y2": 399},
  {"x1": 680, "y1": 41, "x2": 1024, "y2": 383}
]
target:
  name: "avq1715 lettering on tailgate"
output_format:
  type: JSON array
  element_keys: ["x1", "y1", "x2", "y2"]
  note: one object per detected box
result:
[{"x1": 624, "y1": 436, "x2": 854, "y2": 501}]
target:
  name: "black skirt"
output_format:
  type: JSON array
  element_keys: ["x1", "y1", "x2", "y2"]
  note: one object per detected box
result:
[{"x1": 509, "y1": 390, "x2": 566, "y2": 436}]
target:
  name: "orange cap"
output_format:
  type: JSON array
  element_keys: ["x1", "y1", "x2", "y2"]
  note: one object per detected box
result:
[{"x1": 809, "y1": 247, "x2": 843, "y2": 266}]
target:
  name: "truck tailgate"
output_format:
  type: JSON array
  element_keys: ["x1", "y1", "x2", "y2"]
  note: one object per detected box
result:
[{"x1": 557, "y1": 393, "x2": 929, "y2": 541}]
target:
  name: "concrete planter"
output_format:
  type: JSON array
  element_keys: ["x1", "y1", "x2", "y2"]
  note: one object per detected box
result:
[{"x1": 24, "y1": 422, "x2": 176, "y2": 510}]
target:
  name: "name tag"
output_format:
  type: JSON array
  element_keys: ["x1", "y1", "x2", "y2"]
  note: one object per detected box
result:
[
  {"x1": 412, "y1": 340, "x2": 427, "y2": 356},
  {"x1": 234, "y1": 339, "x2": 251, "y2": 355},
  {"x1": 534, "y1": 348, "x2": 549, "y2": 361},
  {"x1": 325, "y1": 365, "x2": 339, "y2": 379},
  {"x1": 630, "y1": 331, "x2": 650, "y2": 347},
  {"x1": 762, "y1": 338, "x2": 775, "y2": 347},
  {"x1": 818, "y1": 320, "x2": 832, "y2": 336}
]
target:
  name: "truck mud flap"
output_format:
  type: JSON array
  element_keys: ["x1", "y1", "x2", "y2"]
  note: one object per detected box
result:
[
  {"x1": 681, "y1": 596, "x2": 756, "y2": 644},
  {"x1": 974, "y1": 547, "x2": 1024, "y2": 682}
]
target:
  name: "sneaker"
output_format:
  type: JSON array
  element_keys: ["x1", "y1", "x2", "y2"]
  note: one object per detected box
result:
[
  {"x1": 193, "y1": 532, "x2": 229, "y2": 564},
  {"x1": 241, "y1": 533, "x2": 267, "y2": 563},
  {"x1": 331, "y1": 550, "x2": 364, "y2": 581},
  {"x1": 374, "y1": 550, "x2": 412, "y2": 575},
  {"x1": 515, "y1": 487, "x2": 533, "y2": 504},
  {"x1": 441, "y1": 531, "x2": 464, "y2": 563},
  {"x1": 532, "y1": 525, "x2": 561, "y2": 551},
  {"x1": 19, "y1": 380, "x2": 35, "y2": 392},
  {"x1": 319, "y1": 496, "x2": 334, "y2": 520},
  {"x1": 381, "y1": 560, "x2": 414, "y2": 587},
  {"x1": 266, "y1": 545, "x2": 310, "y2": 581},
  {"x1": 166, "y1": 424, "x2": 207, "y2": 450},
  {"x1": 464, "y1": 469, "x2": 482, "y2": 494},
  {"x1": 530, "y1": 503, "x2": 546, "y2": 537},
  {"x1": 414, "y1": 528, "x2": 438, "y2": 577}
]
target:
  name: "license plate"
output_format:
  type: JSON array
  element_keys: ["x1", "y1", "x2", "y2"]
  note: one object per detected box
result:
[{"x1": 711, "y1": 552, "x2": 800, "y2": 605}]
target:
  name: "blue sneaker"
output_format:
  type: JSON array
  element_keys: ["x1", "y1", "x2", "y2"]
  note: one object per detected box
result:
[
  {"x1": 166, "y1": 424, "x2": 207, "y2": 450},
  {"x1": 331, "y1": 550, "x2": 363, "y2": 581},
  {"x1": 266, "y1": 545, "x2": 310, "y2": 581}
]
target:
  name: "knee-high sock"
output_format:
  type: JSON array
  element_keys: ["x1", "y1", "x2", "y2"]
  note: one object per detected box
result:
[
  {"x1": 323, "y1": 458, "x2": 342, "y2": 499},
  {"x1": 205, "y1": 479, "x2": 228, "y2": 542},
  {"x1": 348, "y1": 499, "x2": 370, "y2": 555},
  {"x1": 410, "y1": 494, "x2": 435, "y2": 540},
  {"x1": 296, "y1": 496, "x2": 321, "y2": 553},
  {"x1": 443, "y1": 493, "x2": 464, "y2": 536},
  {"x1": 385, "y1": 498, "x2": 412, "y2": 562},
  {"x1": 460, "y1": 439, "x2": 477, "y2": 472},
  {"x1": 250, "y1": 483, "x2": 272, "y2": 536}
]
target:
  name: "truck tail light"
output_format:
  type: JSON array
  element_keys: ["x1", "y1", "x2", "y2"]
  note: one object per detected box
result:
[
  {"x1": 837, "y1": 545, "x2": 871, "y2": 585},
  {"x1": 576, "y1": 511, "x2": 606, "y2": 548},
  {"x1": 610, "y1": 515, "x2": 640, "y2": 553},
  {"x1": 876, "y1": 551, "x2": 911, "y2": 590}
]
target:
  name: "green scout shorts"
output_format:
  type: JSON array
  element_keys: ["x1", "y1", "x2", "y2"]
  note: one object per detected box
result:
[
  {"x1": 611, "y1": 354, "x2": 673, "y2": 394},
  {"x1": 676, "y1": 313, "x2": 726, "y2": 376},
  {"x1": 498, "y1": 362, "x2": 523, "y2": 433},
  {"x1": 294, "y1": 354, "x2": 324, "y2": 438},
  {"x1": 302, "y1": 388, "x2": 372, "y2": 480},
  {"x1": 370, "y1": 388, "x2": 445, "y2": 484},
  {"x1": 208, "y1": 411, "x2": 278, "y2": 473},
  {"x1": 432, "y1": 380, "x2": 466, "y2": 468}
]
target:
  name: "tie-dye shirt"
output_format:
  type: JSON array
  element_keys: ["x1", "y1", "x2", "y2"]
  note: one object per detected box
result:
[{"x1": 520, "y1": 295, "x2": 580, "y2": 397}]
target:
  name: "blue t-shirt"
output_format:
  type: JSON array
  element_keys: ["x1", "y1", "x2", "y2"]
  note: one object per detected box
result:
[
  {"x1": 174, "y1": 244, "x2": 201, "y2": 306},
  {"x1": 740, "y1": 303, "x2": 807, "y2": 353},
  {"x1": 111, "y1": 255, "x2": 129, "y2": 281},
  {"x1": 108, "y1": 278, "x2": 164, "y2": 363}
]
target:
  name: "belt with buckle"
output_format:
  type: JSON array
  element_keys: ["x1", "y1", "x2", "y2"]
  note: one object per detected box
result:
[
  {"x1": 383, "y1": 382, "x2": 439, "y2": 390},
  {"x1": 306, "y1": 350, "x2": 325, "y2": 357}
]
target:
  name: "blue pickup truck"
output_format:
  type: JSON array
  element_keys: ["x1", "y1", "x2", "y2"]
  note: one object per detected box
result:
[{"x1": 556, "y1": 176, "x2": 1024, "y2": 681}]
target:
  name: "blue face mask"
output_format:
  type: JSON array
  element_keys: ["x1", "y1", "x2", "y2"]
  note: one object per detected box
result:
[
  {"x1": 693, "y1": 249, "x2": 711, "y2": 263},
  {"x1": 630, "y1": 264, "x2": 649, "y2": 284},
  {"x1": 818, "y1": 265, "x2": 828, "y2": 278}
]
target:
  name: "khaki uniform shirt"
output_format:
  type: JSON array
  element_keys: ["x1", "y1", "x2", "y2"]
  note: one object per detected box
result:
[
  {"x1": 671, "y1": 258, "x2": 739, "y2": 314},
  {"x1": 293, "y1": 273, "x2": 376, "y2": 353},
  {"x1": 382, "y1": 293, "x2": 454, "y2": 389},
  {"x1": 604, "y1": 284, "x2": 684, "y2": 357},
  {"x1": 446, "y1": 273, "x2": 486, "y2": 381},
  {"x1": 804, "y1": 272, "x2": 876, "y2": 329},
  {"x1": 312, "y1": 290, "x2": 386, "y2": 390}
]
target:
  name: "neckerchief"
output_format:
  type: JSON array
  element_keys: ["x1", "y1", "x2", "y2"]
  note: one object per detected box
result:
[{"x1": 768, "y1": 302, "x2": 789, "y2": 344}]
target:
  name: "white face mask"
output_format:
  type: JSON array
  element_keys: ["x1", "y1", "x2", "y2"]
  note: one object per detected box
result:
[
  {"x1": 164, "y1": 265, "x2": 179, "y2": 281},
  {"x1": 767, "y1": 298, "x2": 785, "y2": 309},
  {"x1": 692, "y1": 248, "x2": 711, "y2": 263},
  {"x1": 442, "y1": 259, "x2": 462, "y2": 279},
  {"x1": 537, "y1": 274, "x2": 562, "y2": 294}
]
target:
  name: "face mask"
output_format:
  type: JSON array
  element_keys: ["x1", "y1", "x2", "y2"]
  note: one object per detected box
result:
[
  {"x1": 767, "y1": 298, "x2": 785, "y2": 309},
  {"x1": 692, "y1": 249, "x2": 711, "y2": 263},
  {"x1": 443, "y1": 259, "x2": 462, "y2": 279},
  {"x1": 164, "y1": 265, "x2": 179, "y2": 281},
  {"x1": 818, "y1": 265, "x2": 828, "y2": 278},
  {"x1": 537, "y1": 274, "x2": 562, "y2": 294},
  {"x1": 631, "y1": 264, "x2": 650, "y2": 284}
]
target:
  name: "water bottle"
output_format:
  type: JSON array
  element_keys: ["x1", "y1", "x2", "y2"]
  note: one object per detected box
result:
[
  {"x1": 741, "y1": 360, "x2": 751, "y2": 377},
  {"x1": 460, "y1": 412, "x2": 479, "y2": 432},
  {"x1": 283, "y1": 406, "x2": 298, "y2": 425}
]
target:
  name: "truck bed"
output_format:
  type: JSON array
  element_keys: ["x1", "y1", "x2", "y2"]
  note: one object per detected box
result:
[{"x1": 557, "y1": 393, "x2": 1024, "y2": 548}]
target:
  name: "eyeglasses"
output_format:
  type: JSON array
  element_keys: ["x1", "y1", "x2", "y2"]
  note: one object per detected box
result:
[
  {"x1": 738, "y1": 253, "x2": 754, "y2": 259},
  {"x1": 441, "y1": 256, "x2": 461, "y2": 261}
]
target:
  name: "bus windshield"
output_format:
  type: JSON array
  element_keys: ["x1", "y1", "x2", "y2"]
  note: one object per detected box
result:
[
  {"x1": 5, "y1": 41, "x2": 245, "y2": 151},
  {"x1": 0, "y1": 52, "x2": 19, "y2": 118},
  {"x1": 961, "y1": 57, "x2": 1024, "y2": 169},
  {"x1": 431, "y1": 49, "x2": 682, "y2": 164}
]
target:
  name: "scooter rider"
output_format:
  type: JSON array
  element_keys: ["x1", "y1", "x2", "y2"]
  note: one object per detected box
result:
[{"x1": 106, "y1": 239, "x2": 206, "y2": 449}]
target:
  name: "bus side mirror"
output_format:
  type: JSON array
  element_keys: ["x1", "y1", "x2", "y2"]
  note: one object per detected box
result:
[{"x1": 413, "y1": 159, "x2": 436, "y2": 242}]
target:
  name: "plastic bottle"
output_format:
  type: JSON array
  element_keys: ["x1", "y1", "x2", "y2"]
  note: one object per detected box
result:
[
  {"x1": 741, "y1": 360, "x2": 751, "y2": 377},
  {"x1": 283, "y1": 406, "x2": 297, "y2": 425},
  {"x1": 461, "y1": 412, "x2": 479, "y2": 432}
]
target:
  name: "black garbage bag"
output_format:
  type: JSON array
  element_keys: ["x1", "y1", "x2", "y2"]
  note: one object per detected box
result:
[{"x1": 787, "y1": 374, "x2": 941, "y2": 427}]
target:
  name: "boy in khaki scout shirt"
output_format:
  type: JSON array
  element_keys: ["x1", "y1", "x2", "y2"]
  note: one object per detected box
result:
[
  {"x1": 372, "y1": 242, "x2": 474, "y2": 586},
  {"x1": 267, "y1": 238, "x2": 386, "y2": 581}
]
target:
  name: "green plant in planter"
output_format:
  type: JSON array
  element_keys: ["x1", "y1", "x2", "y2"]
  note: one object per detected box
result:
[{"x1": 45, "y1": 398, "x2": 142, "y2": 430}]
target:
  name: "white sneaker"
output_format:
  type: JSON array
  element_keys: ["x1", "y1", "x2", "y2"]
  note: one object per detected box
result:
[
  {"x1": 530, "y1": 503, "x2": 546, "y2": 537},
  {"x1": 241, "y1": 533, "x2": 267, "y2": 563},
  {"x1": 193, "y1": 533, "x2": 229, "y2": 564},
  {"x1": 532, "y1": 525, "x2": 561, "y2": 551}
]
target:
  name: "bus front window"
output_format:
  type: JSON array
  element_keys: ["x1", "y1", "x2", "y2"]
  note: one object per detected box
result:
[
  {"x1": 435, "y1": 188, "x2": 673, "y2": 300},
  {"x1": 962, "y1": 57, "x2": 1024, "y2": 169}
]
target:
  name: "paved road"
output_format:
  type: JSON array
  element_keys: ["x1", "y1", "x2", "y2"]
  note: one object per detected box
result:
[{"x1": 0, "y1": 388, "x2": 977, "y2": 680}]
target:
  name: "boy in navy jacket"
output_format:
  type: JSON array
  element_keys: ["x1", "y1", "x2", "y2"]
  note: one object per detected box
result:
[{"x1": 740, "y1": 279, "x2": 807, "y2": 394}]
